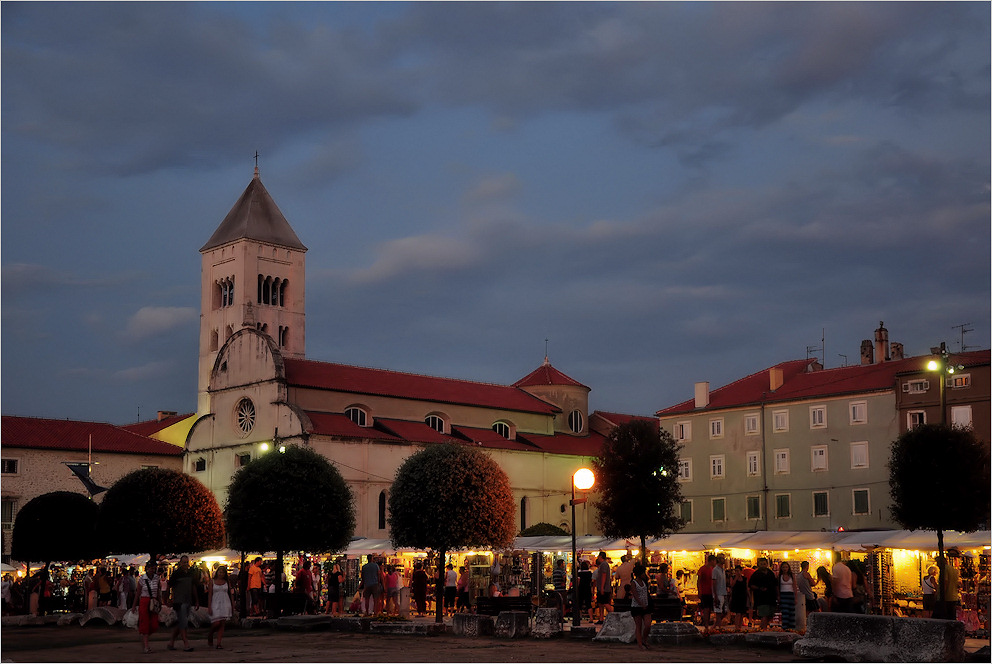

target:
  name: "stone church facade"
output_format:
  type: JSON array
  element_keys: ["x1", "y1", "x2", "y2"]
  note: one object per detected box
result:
[{"x1": 186, "y1": 169, "x2": 650, "y2": 539}]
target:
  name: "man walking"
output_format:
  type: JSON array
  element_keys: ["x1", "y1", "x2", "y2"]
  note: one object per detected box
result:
[
  {"x1": 166, "y1": 556, "x2": 196, "y2": 652},
  {"x1": 360, "y1": 556, "x2": 381, "y2": 616},
  {"x1": 697, "y1": 554, "x2": 716, "y2": 634},
  {"x1": 711, "y1": 554, "x2": 728, "y2": 630},
  {"x1": 248, "y1": 558, "x2": 264, "y2": 616},
  {"x1": 593, "y1": 552, "x2": 613, "y2": 624},
  {"x1": 831, "y1": 553, "x2": 854, "y2": 613}
]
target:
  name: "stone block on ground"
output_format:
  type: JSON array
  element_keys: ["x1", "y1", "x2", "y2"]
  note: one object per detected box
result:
[
  {"x1": 707, "y1": 632, "x2": 746, "y2": 646},
  {"x1": 158, "y1": 605, "x2": 177, "y2": 628},
  {"x1": 369, "y1": 621, "x2": 445, "y2": 636},
  {"x1": 649, "y1": 620, "x2": 701, "y2": 646},
  {"x1": 745, "y1": 631, "x2": 799, "y2": 648},
  {"x1": 58, "y1": 612, "x2": 84, "y2": 627},
  {"x1": 275, "y1": 614, "x2": 333, "y2": 631},
  {"x1": 79, "y1": 606, "x2": 125, "y2": 627},
  {"x1": 398, "y1": 587, "x2": 411, "y2": 619},
  {"x1": 568, "y1": 625, "x2": 597, "y2": 640},
  {"x1": 593, "y1": 611, "x2": 635, "y2": 644},
  {"x1": 188, "y1": 606, "x2": 212, "y2": 629},
  {"x1": 793, "y1": 612, "x2": 964, "y2": 662},
  {"x1": 241, "y1": 617, "x2": 272, "y2": 629},
  {"x1": 452, "y1": 613, "x2": 495, "y2": 637},
  {"x1": 532, "y1": 607, "x2": 563, "y2": 639},
  {"x1": 494, "y1": 611, "x2": 531, "y2": 639}
]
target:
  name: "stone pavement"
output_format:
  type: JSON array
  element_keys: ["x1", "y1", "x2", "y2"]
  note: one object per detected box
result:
[{"x1": 2, "y1": 614, "x2": 989, "y2": 663}]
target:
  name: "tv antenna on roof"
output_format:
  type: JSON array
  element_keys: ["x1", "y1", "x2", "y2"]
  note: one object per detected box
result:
[{"x1": 952, "y1": 323, "x2": 974, "y2": 352}]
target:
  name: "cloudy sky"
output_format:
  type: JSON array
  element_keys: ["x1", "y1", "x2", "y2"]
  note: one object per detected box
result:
[{"x1": 2, "y1": 2, "x2": 989, "y2": 425}]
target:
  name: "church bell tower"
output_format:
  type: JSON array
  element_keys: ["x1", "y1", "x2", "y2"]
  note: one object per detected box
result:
[{"x1": 197, "y1": 167, "x2": 307, "y2": 413}]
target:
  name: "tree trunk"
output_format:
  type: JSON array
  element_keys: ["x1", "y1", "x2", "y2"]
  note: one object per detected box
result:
[
  {"x1": 238, "y1": 552, "x2": 247, "y2": 619},
  {"x1": 435, "y1": 549, "x2": 446, "y2": 624},
  {"x1": 275, "y1": 549, "x2": 284, "y2": 618},
  {"x1": 935, "y1": 529, "x2": 947, "y2": 619},
  {"x1": 639, "y1": 535, "x2": 647, "y2": 565}
]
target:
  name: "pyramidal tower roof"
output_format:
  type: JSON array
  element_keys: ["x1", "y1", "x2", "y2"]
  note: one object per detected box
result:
[
  {"x1": 513, "y1": 356, "x2": 588, "y2": 389},
  {"x1": 200, "y1": 167, "x2": 307, "y2": 252}
]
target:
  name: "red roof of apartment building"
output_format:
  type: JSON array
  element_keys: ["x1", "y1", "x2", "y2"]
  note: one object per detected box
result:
[
  {"x1": 284, "y1": 358, "x2": 561, "y2": 415},
  {"x1": 2, "y1": 416, "x2": 184, "y2": 456},
  {"x1": 657, "y1": 355, "x2": 949, "y2": 416}
]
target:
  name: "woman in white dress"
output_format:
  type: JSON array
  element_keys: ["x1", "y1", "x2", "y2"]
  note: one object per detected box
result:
[{"x1": 207, "y1": 566, "x2": 233, "y2": 649}]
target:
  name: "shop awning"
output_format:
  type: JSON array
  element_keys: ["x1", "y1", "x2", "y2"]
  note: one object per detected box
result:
[
  {"x1": 834, "y1": 530, "x2": 992, "y2": 552},
  {"x1": 345, "y1": 538, "x2": 423, "y2": 555}
]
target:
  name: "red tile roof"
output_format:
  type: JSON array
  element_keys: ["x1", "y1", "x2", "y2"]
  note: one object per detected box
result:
[
  {"x1": 513, "y1": 359, "x2": 588, "y2": 389},
  {"x1": 122, "y1": 413, "x2": 194, "y2": 437},
  {"x1": 303, "y1": 412, "x2": 402, "y2": 442},
  {"x1": 2, "y1": 416, "x2": 184, "y2": 456},
  {"x1": 284, "y1": 359, "x2": 560, "y2": 415},
  {"x1": 657, "y1": 355, "x2": 946, "y2": 416},
  {"x1": 591, "y1": 411, "x2": 659, "y2": 430}
]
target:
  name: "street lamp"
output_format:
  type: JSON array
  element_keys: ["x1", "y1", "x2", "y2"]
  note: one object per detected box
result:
[
  {"x1": 927, "y1": 342, "x2": 964, "y2": 426},
  {"x1": 570, "y1": 467, "x2": 595, "y2": 627}
]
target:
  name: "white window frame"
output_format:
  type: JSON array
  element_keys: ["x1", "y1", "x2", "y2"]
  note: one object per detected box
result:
[
  {"x1": 775, "y1": 493, "x2": 792, "y2": 519},
  {"x1": 746, "y1": 451, "x2": 761, "y2": 477},
  {"x1": 907, "y1": 410, "x2": 926, "y2": 430},
  {"x1": 812, "y1": 490, "x2": 830, "y2": 517},
  {"x1": 345, "y1": 406, "x2": 369, "y2": 427},
  {"x1": 951, "y1": 405, "x2": 973, "y2": 428},
  {"x1": 852, "y1": 488, "x2": 871, "y2": 516},
  {"x1": 745, "y1": 495, "x2": 762, "y2": 520},
  {"x1": 774, "y1": 448, "x2": 790, "y2": 474},
  {"x1": 425, "y1": 414, "x2": 448, "y2": 434},
  {"x1": 709, "y1": 418, "x2": 724, "y2": 439},
  {"x1": 850, "y1": 441, "x2": 869, "y2": 469},
  {"x1": 674, "y1": 420, "x2": 691, "y2": 442},
  {"x1": 811, "y1": 445, "x2": 828, "y2": 472},
  {"x1": 710, "y1": 454, "x2": 725, "y2": 479},
  {"x1": 810, "y1": 405, "x2": 827, "y2": 429},
  {"x1": 773, "y1": 409, "x2": 789, "y2": 432},
  {"x1": 492, "y1": 421, "x2": 514, "y2": 439},
  {"x1": 680, "y1": 499, "x2": 694, "y2": 524},
  {"x1": 949, "y1": 373, "x2": 971, "y2": 389},
  {"x1": 1, "y1": 458, "x2": 20, "y2": 475},
  {"x1": 849, "y1": 400, "x2": 868, "y2": 425},
  {"x1": 711, "y1": 497, "x2": 727, "y2": 523},
  {"x1": 568, "y1": 409, "x2": 585, "y2": 434},
  {"x1": 744, "y1": 413, "x2": 760, "y2": 436},
  {"x1": 902, "y1": 379, "x2": 930, "y2": 394},
  {"x1": 677, "y1": 459, "x2": 693, "y2": 482}
]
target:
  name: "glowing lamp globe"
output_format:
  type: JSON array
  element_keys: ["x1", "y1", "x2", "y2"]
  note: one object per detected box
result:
[{"x1": 573, "y1": 468, "x2": 595, "y2": 491}]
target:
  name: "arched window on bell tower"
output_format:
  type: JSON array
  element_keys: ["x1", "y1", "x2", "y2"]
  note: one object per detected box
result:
[{"x1": 378, "y1": 491, "x2": 388, "y2": 530}]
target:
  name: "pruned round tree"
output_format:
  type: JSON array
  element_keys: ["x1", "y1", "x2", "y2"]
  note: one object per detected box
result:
[
  {"x1": 12, "y1": 491, "x2": 104, "y2": 564},
  {"x1": 889, "y1": 423, "x2": 990, "y2": 612},
  {"x1": 593, "y1": 420, "x2": 684, "y2": 560},
  {"x1": 225, "y1": 444, "x2": 356, "y2": 615},
  {"x1": 388, "y1": 443, "x2": 515, "y2": 622},
  {"x1": 97, "y1": 467, "x2": 225, "y2": 559}
]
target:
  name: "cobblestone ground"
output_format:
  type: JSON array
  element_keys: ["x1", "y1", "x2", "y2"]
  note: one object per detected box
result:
[{"x1": 1, "y1": 625, "x2": 801, "y2": 663}]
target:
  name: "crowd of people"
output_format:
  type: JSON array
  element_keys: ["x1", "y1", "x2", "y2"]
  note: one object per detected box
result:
[{"x1": 692, "y1": 551, "x2": 878, "y2": 635}]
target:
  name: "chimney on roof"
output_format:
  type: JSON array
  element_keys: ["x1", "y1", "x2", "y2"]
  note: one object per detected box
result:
[
  {"x1": 861, "y1": 339, "x2": 874, "y2": 365},
  {"x1": 157, "y1": 410, "x2": 178, "y2": 422},
  {"x1": 694, "y1": 382, "x2": 710, "y2": 409},
  {"x1": 875, "y1": 321, "x2": 890, "y2": 363},
  {"x1": 890, "y1": 342, "x2": 904, "y2": 361},
  {"x1": 769, "y1": 367, "x2": 784, "y2": 392}
]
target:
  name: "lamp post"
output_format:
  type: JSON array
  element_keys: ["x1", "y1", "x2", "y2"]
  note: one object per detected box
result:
[
  {"x1": 927, "y1": 342, "x2": 964, "y2": 426},
  {"x1": 570, "y1": 467, "x2": 595, "y2": 627},
  {"x1": 925, "y1": 343, "x2": 964, "y2": 617}
]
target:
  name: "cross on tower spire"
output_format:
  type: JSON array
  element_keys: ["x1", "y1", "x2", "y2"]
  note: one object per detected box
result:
[{"x1": 253, "y1": 150, "x2": 260, "y2": 178}]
